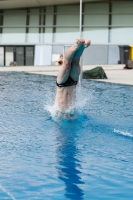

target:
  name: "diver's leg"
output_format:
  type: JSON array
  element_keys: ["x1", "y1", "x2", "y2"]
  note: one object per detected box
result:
[
  {"x1": 57, "y1": 39, "x2": 84, "y2": 84},
  {"x1": 70, "y1": 40, "x2": 91, "y2": 81}
]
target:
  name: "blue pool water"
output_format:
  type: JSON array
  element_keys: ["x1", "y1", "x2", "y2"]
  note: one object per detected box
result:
[{"x1": 0, "y1": 72, "x2": 133, "y2": 200}]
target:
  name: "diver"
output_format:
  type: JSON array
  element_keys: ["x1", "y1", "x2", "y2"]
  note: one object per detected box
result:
[{"x1": 54, "y1": 38, "x2": 91, "y2": 119}]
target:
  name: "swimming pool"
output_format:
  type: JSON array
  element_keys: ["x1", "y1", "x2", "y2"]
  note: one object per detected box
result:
[{"x1": 0, "y1": 72, "x2": 133, "y2": 200}]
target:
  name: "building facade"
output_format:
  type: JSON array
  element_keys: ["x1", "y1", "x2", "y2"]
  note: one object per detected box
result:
[{"x1": 0, "y1": 0, "x2": 133, "y2": 66}]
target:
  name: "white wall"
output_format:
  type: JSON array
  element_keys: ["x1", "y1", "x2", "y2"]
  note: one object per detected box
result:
[
  {"x1": 34, "y1": 45, "x2": 52, "y2": 66},
  {"x1": 0, "y1": 47, "x2": 4, "y2": 66}
]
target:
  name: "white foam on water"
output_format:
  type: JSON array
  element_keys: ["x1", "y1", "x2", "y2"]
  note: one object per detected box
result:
[
  {"x1": 0, "y1": 184, "x2": 16, "y2": 200},
  {"x1": 44, "y1": 85, "x2": 90, "y2": 122},
  {"x1": 114, "y1": 129, "x2": 133, "y2": 138},
  {"x1": 44, "y1": 89, "x2": 55, "y2": 114}
]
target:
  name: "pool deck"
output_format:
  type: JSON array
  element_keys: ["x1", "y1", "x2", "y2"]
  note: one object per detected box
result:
[{"x1": 0, "y1": 64, "x2": 133, "y2": 86}]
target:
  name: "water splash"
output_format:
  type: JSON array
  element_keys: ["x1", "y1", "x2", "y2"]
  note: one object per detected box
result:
[
  {"x1": 44, "y1": 85, "x2": 90, "y2": 122},
  {"x1": 75, "y1": 84, "x2": 91, "y2": 110},
  {"x1": 0, "y1": 184, "x2": 16, "y2": 200},
  {"x1": 44, "y1": 88, "x2": 55, "y2": 114},
  {"x1": 114, "y1": 129, "x2": 133, "y2": 138}
]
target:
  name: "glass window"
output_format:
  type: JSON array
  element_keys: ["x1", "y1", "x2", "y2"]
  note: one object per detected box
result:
[
  {"x1": 46, "y1": 6, "x2": 54, "y2": 14},
  {"x1": 3, "y1": 10, "x2": 26, "y2": 43},
  {"x1": 111, "y1": 2, "x2": 133, "y2": 43},
  {"x1": 112, "y1": 2, "x2": 133, "y2": 13},
  {"x1": 29, "y1": 9, "x2": 39, "y2": 26},
  {"x1": 2, "y1": 29, "x2": 26, "y2": 43},
  {"x1": 84, "y1": 15, "x2": 109, "y2": 26},
  {"x1": 83, "y1": 28, "x2": 108, "y2": 43},
  {"x1": 29, "y1": 15, "x2": 39, "y2": 28},
  {"x1": 0, "y1": 13, "x2": 3, "y2": 36},
  {"x1": 56, "y1": 15, "x2": 79, "y2": 26},
  {"x1": 84, "y1": 3, "x2": 109, "y2": 13},
  {"x1": 0, "y1": 15, "x2": 2, "y2": 25},
  {"x1": 56, "y1": 5, "x2": 79, "y2": 27},
  {"x1": 112, "y1": 15, "x2": 133, "y2": 26},
  {"x1": 83, "y1": 3, "x2": 109, "y2": 43},
  {"x1": 54, "y1": 28, "x2": 79, "y2": 43},
  {"x1": 110, "y1": 27, "x2": 133, "y2": 43},
  {"x1": 3, "y1": 10, "x2": 26, "y2": 26},
  {"x1": 55, "y1": 5, "x2": 80, "y2": 43},
  {"x1": 28, "y1": 9, "x2": 39, "y2": 43},
  {"x1": 0, "y1": 33, "x2": 2, "y2": 43},
  {"x1": 45, "y1": 15, "x2": 53, "y2": 26},
  {"x1": 30, "y1": 8, "x2": 39, "y2": 14},
  {"x1": 43, "y1": 28, "x2": 53, "y2": 43},
  {"x1": 57, "y1": 5, "x2": 79, "y2": 14},
  {"x1": 27, "y1": 30, "x2": 39, "y2": 43}
]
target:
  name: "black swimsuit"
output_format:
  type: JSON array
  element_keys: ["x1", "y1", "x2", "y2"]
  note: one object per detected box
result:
[{"x1": 56, "y1": 76, "x2": 78, "y2": 87}]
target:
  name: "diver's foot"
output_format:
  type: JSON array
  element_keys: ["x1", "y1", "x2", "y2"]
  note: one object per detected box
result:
[
  {"x1": 71, "y1": 39, "x2": 91, "y2": 61},
  {"x1": 73, "y1": 38, "x2": 85, "y2": 49},
  {"x1": 83, "y1": 40, "x2": 91, "y2": 48}
]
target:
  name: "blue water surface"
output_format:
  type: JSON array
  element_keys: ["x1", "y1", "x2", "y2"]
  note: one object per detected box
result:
[{"x1": 0, "y1": 72, "x2": 133, "y2": 200}]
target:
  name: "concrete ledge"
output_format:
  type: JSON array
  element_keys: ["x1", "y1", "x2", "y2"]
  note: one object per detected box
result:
[{"x1": 0, "y1": 64, "x2": 133, "y2": 86}]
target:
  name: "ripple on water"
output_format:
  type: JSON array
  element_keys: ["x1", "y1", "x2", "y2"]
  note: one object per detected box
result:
[{"x1": 0, "y1": 72, "x2": 133, "y2": 199}]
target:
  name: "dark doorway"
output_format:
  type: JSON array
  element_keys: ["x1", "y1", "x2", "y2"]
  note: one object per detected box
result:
[
  {"x1": 25, "y1": 46, "x2": 34, "y2": 66},
  {"x1": 0, "y1": 46, "x2": 34, "y2": 66},
  {"x1": 16, "y1": 47, "x2": 24, "y2": 66}
]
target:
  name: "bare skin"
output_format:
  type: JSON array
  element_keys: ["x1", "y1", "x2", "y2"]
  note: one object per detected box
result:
[
  {"x1": 54, "y1": 38, "x2": 91, "y2": 111},
  {"x1": 55, "y1": 54, "x2": 63, "y2": 66}
]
